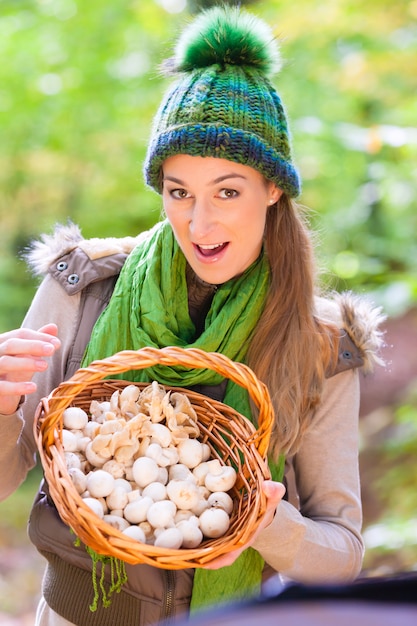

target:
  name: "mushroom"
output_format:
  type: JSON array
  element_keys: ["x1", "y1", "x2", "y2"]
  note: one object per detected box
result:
[
  {"x1": 106, "y1": 485, "x2": 130, "y2": 511},
  {"x1": 64, "y1": 452, "x2": 82, "y2": 471},
  {"x1": 145, "y1": 442, "x2": 179, "y2": 468},
  {"x1": 83, "y1": 497, "x2": 105, "y2": 519},
  {"x1": 166, "y1": 479, "x2": 200, "y2": 511},
  {"x1": 122, "y1": 525, "x2": 147, "y2": 543},
  {"x1": 204, "y1": 461, "x2": 237, "y2": 493},
  {"x1": 86, "y1": 470, "x2": 115, "y2": 498},
  {"x1": 146, "y1": 500, "x2": 176, "y2": 529},
  {"x1": 124, "y1": 496, "x2": 153, "y2": 524},
  {"x1": 154, "y1": 527, "x2": 183, "y2": 549},
  {"x1": 83, "y1": 421, "x2": 100, "y2": 439},
  {"x1": 177, "y1": 439, "x2": 204, "y2": 469},
  {"x1": 102, "y1": 460, "x2": 126, "y2": 479},
  {"x1": 176, "y1": 517, "x2": 203, "y2": 548},
  {"x1": 142, "y1": 423, "x2": 172, "y2": 448},
  {"x1": 132, "y1": 457, "x2": 160, "y2": 488},
  {"x1": 62, "y1": 430, "x2": 79, "y2": 453},
  {"x1": 103, "y1": 514, "x2": 130, "y2": 532},
  {"x1": 169, "y1": 464, "x2": 193, "y2": 482},
  {"x1": 84, "y1": 441, "x2": 106, "y2": 468},
  {"x1": 63, "y1": 406, "x2": 89, "y2": 430},
  {"x1": 142, "y1": 481, "x2": 167, "y2": 502},
  {"x1": 199, "y1": 507, "x2": 230, "y2": 539},
  {"x1": 192, "y1": 461, "x2": 211, "y2": 486},
  {"x1": 207, "y1": 491, "x2": 234, "y2": 515},
  {"x1": 68, "y1": 467, "x2": 88, "y2": 495}
]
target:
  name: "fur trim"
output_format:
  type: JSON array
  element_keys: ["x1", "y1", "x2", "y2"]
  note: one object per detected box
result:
[
  {"x1": 23, "y1": 222, "x2": 83, "y2": 276},
  {"x1": 23, "y1": 222, "x2": 143, "y2": 276},
  {"x1": 334, "y1": 291, "x2": 386, "y2": 374}
]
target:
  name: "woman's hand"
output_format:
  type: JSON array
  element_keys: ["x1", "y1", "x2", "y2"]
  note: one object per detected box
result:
[
  {"x1": 0, "y1": 323, "x2": 61, "y2": 415},
  {"x1": 203, "y1": 480, "x2": 286, "y2": 570}
]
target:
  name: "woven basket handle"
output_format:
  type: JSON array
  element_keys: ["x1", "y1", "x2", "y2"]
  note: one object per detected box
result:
[{"x1": 38, "y1": 346, "x2": 274, "y2": 458}]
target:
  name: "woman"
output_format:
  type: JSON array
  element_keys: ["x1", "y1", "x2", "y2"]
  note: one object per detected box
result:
[{"x1": 0, "y1": 7, "x2": 384, "y2": 626}]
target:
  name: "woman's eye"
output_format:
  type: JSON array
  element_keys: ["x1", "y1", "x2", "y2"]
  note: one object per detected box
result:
[
  {"x1": 171, "y1": 188, "x2": 190, "y2": 199},
  {"x1": 219, "y1": 188, "x2": 238, "y2": 199}
]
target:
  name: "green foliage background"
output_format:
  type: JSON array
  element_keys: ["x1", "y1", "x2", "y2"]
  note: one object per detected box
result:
[
  {"x1": 1, "y1": 0, "x2": 416, "y2": 330},
  {"x1": 0, "y1": 0, "x2": 416, "y2": 615}
]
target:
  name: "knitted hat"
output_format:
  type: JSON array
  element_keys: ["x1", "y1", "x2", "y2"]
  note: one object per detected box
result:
[{"x1": 144, "y1": 6, "x2": 301, "y2": 198}]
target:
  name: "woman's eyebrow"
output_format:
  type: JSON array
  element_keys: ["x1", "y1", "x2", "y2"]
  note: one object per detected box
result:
[{"x1": 163, "y1": 173, "x2": 246, "y2": 184}]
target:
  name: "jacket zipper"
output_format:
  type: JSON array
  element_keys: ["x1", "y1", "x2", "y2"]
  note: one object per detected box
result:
[{"x1": 162, "y1": 570, "x2": 176, "y2": 622}]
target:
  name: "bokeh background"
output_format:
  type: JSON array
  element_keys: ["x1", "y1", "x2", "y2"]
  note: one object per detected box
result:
[{"x1": 0, "y1": 0, "x2": 416, "y2": 623}]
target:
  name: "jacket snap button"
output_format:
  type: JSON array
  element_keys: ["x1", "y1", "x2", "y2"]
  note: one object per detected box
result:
[
  {"x1": 56, "y1": 261, "x2": 68, "y2": 271},
  {"x1": 67, "y1": 273, "x2": 79, "y2": 284}
]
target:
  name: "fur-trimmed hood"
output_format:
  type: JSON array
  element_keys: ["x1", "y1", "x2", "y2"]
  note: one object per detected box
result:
[{"x1": 24, "y1": 223, "x2": 386, "y2": 376}]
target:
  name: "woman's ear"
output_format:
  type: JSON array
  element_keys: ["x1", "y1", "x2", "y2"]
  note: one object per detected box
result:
[{"x1": 268, "y1": 184, "x2": 283, "y2": 206}]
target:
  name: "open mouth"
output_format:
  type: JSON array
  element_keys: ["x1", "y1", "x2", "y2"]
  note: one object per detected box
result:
[{"x1": 195, "y1": 243, "x2": 228, "y2": 257}]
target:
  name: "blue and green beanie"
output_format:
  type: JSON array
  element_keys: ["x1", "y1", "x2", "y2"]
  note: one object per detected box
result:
[{"x1": 144, "y1": 6, "x2": 301, "y2": 198}]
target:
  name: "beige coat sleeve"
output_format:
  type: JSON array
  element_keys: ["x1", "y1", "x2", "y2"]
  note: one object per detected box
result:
[
  {"x1": 0, "y1": 275, "x2": 80, "y2": 500},
  {"x1": 253, "y1": 368, "x2": 364, "y2": 582}
]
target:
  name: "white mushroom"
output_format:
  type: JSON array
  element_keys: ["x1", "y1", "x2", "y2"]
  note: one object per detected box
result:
[
  {"x1": 122, "y1": 525, "x2": 147, "y2": 543},
  {"x1": 86, "y1": 470, "x2": 115, "y2": 498},
  {"x1": 201, "y1": 443, "x2": 211, "y2": 461},
  {"x1": 102, "y1": 460, "x2": 126, "y2": 479},
  {"x1": 83, "y1": 497, "x2": 105, "y2": 519},
  {"x1": 207, "y1": 491, "x2": 234, "y2": 515},
  {"x1": 132, "y1": 457, "x2": 160, "y2": 488},
  {"x1": 204, "y1": 462, "x2": 237, "y2": 493},
  {"x1": 176, "y1": 518, "x2": 203, "y2": 548},
  {"x1": 83, "y1": 421, "x2": 100, "y2": 439},
  {"x1": 62, "y1": 430, "x2": 79, "y2": 453},
  {"x1": 154, "y1": 527, "x2": 183, "y2": 549},
  {"x1": 127, "y1": 489, "x2": 142, "y2": 502},
  {"x1": 106, "y1": 486, "x2": 130, "y2": 511},
  {"x1": 157, "y1": 467, "x2": 168, "y2": 485},
  {"x1": 64, "y1": 452, "x2": 82, "y2": 471},
  {"x1": 124, "y1": 496, "x2": 153, "y2": 524},
  {"x1": 63, "y1": 406, "x2": 89, "y2": 430},
  {"x1": 168, "y1": 464, "x2": 193, "y2": 482},
  {"x1": 166, "y1": 479, "x2": 200, "y2": 510},
  {"x1": 142, "y1": 482, "x2": 167, "y2": 502},
  {"x1": 113, "y1": 478, "x2": 133, "y2": 493},
  {"x1": 199, "y1": 507, "x2": 230, "y2": 538},
  {"x1": 146, "y1": 500, "x2": 176, "y2": 529},
  {"x1": 68, "y1": 467, "x2": 88, "y2": 495},
  {"x1": 192, "y1": 461, "x2": 211, "y2": 486},
  {"x1": 103, "y1": 514, "x2": 130, "y2": 532},
  {"x1": 145, "y1": 442, "x2": 179, "y2": 468},
  {"x1": 85, "y1": 441, "x2": 106, "y2": 468},
  {"x1": 174, "y1": 510, "x2": 193, "y2": 523},
  {"x1": 142, "y1": 423, "x2": 172, "y2": 448},
  {"x1": 177, "y1": 439, "x2": 204, "y2": 469}
]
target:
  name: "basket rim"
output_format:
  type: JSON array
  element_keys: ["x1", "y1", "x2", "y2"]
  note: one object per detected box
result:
[{"x1": 33, "y1": 347, "x2": 275, "y2": 568}]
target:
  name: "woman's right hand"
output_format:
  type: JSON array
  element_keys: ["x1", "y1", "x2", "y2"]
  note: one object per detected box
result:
[{"x1": 0, "y1": 323, "x2": 61, "y2": 415}]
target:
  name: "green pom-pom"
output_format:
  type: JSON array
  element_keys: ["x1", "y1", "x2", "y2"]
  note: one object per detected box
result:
[{"x1": 171, "y1": 6, "x2": 281, "y2": 76}]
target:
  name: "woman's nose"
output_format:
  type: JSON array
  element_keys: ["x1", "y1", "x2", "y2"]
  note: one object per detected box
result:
[{"x1": 189, "y1": 197, "x2": 216, "y2": 239}]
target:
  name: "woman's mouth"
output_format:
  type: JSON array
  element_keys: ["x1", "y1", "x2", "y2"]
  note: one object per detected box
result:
[{"x1": 194, "y1": 242, "x2": 228, "y2": 258}]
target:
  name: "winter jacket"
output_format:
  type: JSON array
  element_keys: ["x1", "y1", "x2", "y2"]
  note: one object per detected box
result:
[{"x1": 0, "y1": 224, "x2": 384, "y2": 625}]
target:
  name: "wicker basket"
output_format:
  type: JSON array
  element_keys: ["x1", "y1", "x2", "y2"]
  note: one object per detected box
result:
[{"x1": 34, "y1": 346, "x2": 274, "y2": 569}]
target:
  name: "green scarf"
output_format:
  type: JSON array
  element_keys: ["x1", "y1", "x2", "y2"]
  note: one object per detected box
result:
[{"x1": 81, "y1": 219, "x2": 278, "y2": 610}]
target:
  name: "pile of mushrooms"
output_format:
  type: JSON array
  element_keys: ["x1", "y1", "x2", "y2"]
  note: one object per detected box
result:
[{"x1": 62, "y1": 382, "x2": 237, "y2": 549}]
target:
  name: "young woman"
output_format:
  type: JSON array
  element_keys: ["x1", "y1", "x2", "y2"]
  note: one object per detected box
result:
[{"x1": 0, "y1": 7, "x2": 384, "y2": 626}]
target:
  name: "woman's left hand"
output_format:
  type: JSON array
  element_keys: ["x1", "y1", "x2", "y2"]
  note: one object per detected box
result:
[{"x1": 203, "y1": 480, "x2": 286, "y2": 570}]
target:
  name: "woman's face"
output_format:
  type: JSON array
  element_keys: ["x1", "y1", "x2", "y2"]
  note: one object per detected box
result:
[{"x1": 162, "y1": 155, "x2": 282, "y2": 285}]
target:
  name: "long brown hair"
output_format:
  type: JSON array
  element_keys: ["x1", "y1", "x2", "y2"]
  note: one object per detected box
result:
[{"x1": 247, "y1": 194, "x2": 339, "y2": 458}]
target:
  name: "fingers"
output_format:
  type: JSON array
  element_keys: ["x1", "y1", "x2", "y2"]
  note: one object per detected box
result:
[
  {"x1": 203, "y1": 480, "x2": 286, "y2": 570},
  {"x1": 262, "y1": 479, "x2": 286, "y2": 503},
  {"x1": 0, "y1": 327, "x2": 61, "y2": 358},
  {"x1": 0, "y1": 325, "x2": 61, "y2": 414}
]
